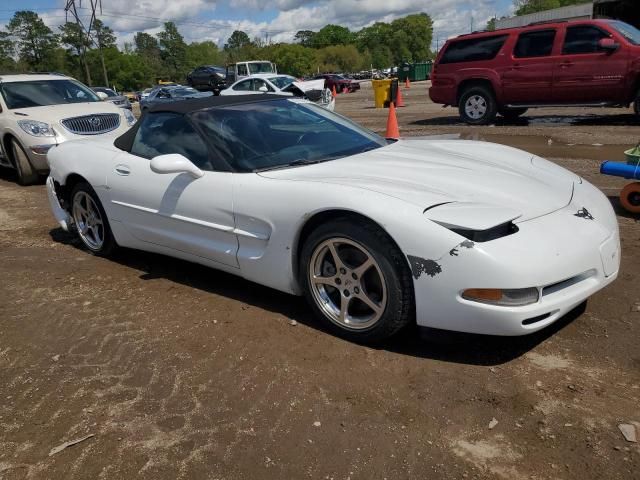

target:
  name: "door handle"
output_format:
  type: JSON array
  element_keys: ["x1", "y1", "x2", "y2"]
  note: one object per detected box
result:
[
  {"x1": 560, "y1": 62, "x2": 573, "y2": 68},
  {"x1": 512, "y1": 64, "x2": 523, "y2": 70},
  {"x1": 115, "y1": 164, "x2": 130, "y2": 176}
]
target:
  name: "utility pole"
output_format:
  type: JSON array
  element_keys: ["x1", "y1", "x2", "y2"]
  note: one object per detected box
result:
[{"x1": 64, "y1": 0, "x2": 108, "y2": 86}]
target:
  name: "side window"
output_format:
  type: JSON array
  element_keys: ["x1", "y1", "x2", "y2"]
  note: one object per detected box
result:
[
  {"x1": 514, "y1": 29, "x2": 556, "y2": 58},
  {"x1": 130, "y1": 113, "x2": 212, "y2": 170},
  {"x1": 237, "y1": 64, "x2": 248, "y2": 76},
  {"x1": 233, "y1": 80, "x2": 252, "y2": 91},
  {"x1": 440, "y1": 35, "x2": 508, "y2": 64},
  {"x1": 563, "y1": 26, "x2": 609, "y2": 55},
  {"x1": 252, "y1": 79, "x2": 272, "y2": 92}
]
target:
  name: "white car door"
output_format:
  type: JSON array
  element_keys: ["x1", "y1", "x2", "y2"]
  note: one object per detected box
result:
[{"x1": 107, "y1": 112, "x2": 238, "y2": 268}]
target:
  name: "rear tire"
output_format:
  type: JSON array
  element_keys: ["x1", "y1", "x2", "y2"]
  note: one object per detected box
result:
[
  {"x1": 300, "y1": 217, "x2": 414, "y2": 345},
  {"x1": 70, "y1": 182, "x2": 117, "y2": 256},
  {"x1": 10, "y1": 139, "x2": 38, "y2": 186},
  {"x1": 459, "y1": 85, "x2": 497, "y2": 125},
  {"x1": 499, "y1": 107, "x2": 528, "y2": 120}
]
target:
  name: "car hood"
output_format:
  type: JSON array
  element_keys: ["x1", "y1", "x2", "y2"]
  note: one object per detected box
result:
[
  {"x1": 9, "y1": 102, "x2": 122, "y2": 123},
  {"x1": 259, "y1": 139, "x2": 578, "y2": 224}
]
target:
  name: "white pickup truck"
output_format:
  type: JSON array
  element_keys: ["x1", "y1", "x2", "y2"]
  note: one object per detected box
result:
[{"x1": 225, "y1": 61, "x2": 277, "y2": 86}]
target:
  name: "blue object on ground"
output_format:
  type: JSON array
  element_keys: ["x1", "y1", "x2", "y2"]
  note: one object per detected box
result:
[{"x1": 600, "y1": 160, "x2": 640, "y2": 180}]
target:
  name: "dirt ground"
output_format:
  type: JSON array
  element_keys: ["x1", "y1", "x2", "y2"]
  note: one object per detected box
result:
[{"x1": 1, "y1": 82, "x2": 639, "y2": 480}]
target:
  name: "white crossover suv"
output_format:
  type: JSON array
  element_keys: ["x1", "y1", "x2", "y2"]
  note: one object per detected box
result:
[{"x1": 0, "y1": 73, "x2": 136, "y2": 185}]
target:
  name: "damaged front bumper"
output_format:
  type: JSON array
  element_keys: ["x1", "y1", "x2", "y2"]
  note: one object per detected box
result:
[
  {"x1": 46, "y1": 176, "x2": 72, "y2": 231},
  {"x1": 412, "y1": 180, "x2": 620, "y2": 336}
]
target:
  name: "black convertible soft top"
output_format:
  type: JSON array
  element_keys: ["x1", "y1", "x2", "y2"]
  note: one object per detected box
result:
[{"x1": 114, "y1": 94, "x2": 285, "y2": 152}]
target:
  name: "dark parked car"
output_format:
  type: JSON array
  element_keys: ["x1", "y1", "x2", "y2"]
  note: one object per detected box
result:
[
  {"x1": 92, "y1": 86, "x2": 132, "y2": 110},
  {"x1": 313, "y1": 74, "x2": 361, "y2": 93},
  {"x1": 140, "y1": 86, "x2": 212, "y2": 112},
  {"x1": 186, "y1": 65, "x2": 227, "y2": 94},
  {"x1": 429, "y1": 19, "x2": 640, "y2": 124}
]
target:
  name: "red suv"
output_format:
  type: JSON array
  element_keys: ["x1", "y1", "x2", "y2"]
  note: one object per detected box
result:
[{"x1": 429, "y1": 19, "x2": 640, "y2": 124}]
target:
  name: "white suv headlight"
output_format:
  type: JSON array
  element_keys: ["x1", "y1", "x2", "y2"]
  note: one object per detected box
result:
[
  {"x1": 18, "y1": 120, "x2": 55, "y2": 137},
  {"x1": 123, "y1": 108, "x2": 136, "y2": 126}
]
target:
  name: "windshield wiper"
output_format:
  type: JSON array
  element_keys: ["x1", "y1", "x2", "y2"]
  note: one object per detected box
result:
[{"x1": 253, "y1": 159, "x2": 321, "y2": 173}]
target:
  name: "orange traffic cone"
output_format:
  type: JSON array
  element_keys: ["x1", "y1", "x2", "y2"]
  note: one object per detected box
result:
[
  {"x1": 396, "y1": 86, "x2": 405, "y2": 107},
  {"x1": 385, "y1": 102, "x2": 400, "y2": 139},
  {"x1": 405, "y1": 77, "x2": 410, "y2": 88},
  {"x1": 332, "y1": 85, "x2": 337, "y2": 97}
]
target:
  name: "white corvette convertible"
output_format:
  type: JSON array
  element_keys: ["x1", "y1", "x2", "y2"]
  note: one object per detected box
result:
[{"x1": 46, "y1": 95, "x2": 620, "y2": 343}]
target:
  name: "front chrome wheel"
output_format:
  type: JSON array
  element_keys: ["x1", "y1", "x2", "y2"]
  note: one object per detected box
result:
[
  {"x1": 308, "y1": 237, "x2": 387, "y2": 330},
  {"x1": 72, "y1": 191, "x2": 104, "y2": 251}
]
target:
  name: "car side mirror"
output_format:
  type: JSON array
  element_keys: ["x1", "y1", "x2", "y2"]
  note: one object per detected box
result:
[
  {"x1": 598, "y1": 38, "x2": 619, "y2": 53},
  {"x1": 258, "y1": 85, "x2": 268, "y2": 92},
  {"x1": 96, "y1": 91, "x2": 108, "y2": 100},
  {"x1": 150, "y1": 154, "x2": 204, "y2": 178}
]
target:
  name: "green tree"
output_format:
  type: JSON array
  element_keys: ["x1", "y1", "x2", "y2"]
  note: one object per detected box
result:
[
  {"x1": 486, "y1": 17, "x2": 497, "y2": 31},
  {"x1": 312, "y1": 25, "x2": 353, "y2": 48},
  {"x1": 157, "y1": 22, "x2": 187, "y2": 81},
  {"x1": 91, "y1": 19, "x2": 116, "y2": 86},
  {"x1": 0, "y1": 31, "x2": 17, "y2": 72},
  {"x1": 262, "y1": 43, "x2": 315, "y2": 77},
  {"x1": 7, "y1": 11, "x2": 59, "y2": 71},
  {"x1": 315, "y1": 44, "x2": 362, "y2": 72},
  {"x1": 294, "y1": 30, "x2": 316, "y2": 47},
  {"x1": 390, "y1": 13, "x2": 432, "y2": 63},
  {"x1": 224, "y1": 30, "x2": 252, "y2": 51},
  {"x1": 59, "y1": 22, "x2": 92, "y2": 83},
  {"x1": 185, "y1": 41, "x2": 224, "y2": 69}
]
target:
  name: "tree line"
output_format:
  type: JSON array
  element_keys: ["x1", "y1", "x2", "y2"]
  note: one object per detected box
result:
[{"x1": 0, "y1": 10, "x2": 433, "y2": 91}]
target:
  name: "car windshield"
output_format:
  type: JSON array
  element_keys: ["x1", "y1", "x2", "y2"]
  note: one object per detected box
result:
[
  {"x1": 609, "y1": 21, "x2": 640, "y2": 45},
  {"x1": 94, "y1": 87, "x2": 117, "y2": 97},
  {"x1": 0, "y1": 79, "x2": 100, "y2": 109},
  {"x1": 248, "y1": 62, "x2": 276, "y2": 74},
  {"x1": 191, "y1": 99, "x2": 387, "y2": 172},
  {"x1": 268, "y1": 76, "x2": 295, "y2": 89}
]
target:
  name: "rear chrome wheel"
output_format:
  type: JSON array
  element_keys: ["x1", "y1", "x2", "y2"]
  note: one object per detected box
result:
[
  {"x1": 309, "y1": 237, "x2": 387, "y2": 330},
  {"x1": 458, "y1": 86, "x2": 497, "y2": 125}
]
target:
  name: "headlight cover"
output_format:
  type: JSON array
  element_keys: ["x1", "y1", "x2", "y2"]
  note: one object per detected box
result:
[
  {"x1": 18, "y1": 120, "x2": 55, "y2": 137},
  {"x1": 123, "y1": 108, "x2": 136, "y2": 126},
  {"x1": 462, "y1": 288, "x2": 539, "y2": 307}
]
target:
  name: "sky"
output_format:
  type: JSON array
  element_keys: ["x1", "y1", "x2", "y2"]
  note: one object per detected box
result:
[{"x1": 0, "y1": 0, "x2": 515, "y2": 50}]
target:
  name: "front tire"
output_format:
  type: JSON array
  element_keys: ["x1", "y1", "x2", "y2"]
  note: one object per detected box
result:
[
  {"x1": 459, "y1": 85, "x2": 497, "y2": 125},
  {"x1": 300, "y1": 218, "x2": 414, "y2": 344},
  {"x1": 70, "y1": 182, "x2": 116, "y2": 256},
  {"x1": 10, "y1": 139, "x2": 38, "y2": 186}
]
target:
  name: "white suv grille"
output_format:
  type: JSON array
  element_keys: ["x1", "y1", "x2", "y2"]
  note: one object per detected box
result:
[{"x1": 61, "y1": 113, "x2": 120, "y2": 135}]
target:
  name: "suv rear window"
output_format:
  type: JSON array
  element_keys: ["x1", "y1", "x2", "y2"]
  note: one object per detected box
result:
[
  {"x1": 440, "y1": 35, "x2": 508, "y2": 64},
  {"x1": 563, "y1": 26, "x2": 609, "y2": 55},
  {"x1": 514, "y1": 29, "x2": 556, "y2": 58}
]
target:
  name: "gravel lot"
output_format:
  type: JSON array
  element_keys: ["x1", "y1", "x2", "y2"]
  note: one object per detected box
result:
[{"x1": 1, "y1": 82, "x2": 639, "y2": 480}]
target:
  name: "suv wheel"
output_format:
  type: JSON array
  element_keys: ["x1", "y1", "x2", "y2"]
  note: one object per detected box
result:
[
  {"x1": 10, "y1": 139, "x2": 39, "y2": 186},
  {"x1": 498, "y1": 107, "x2": 528, "y2": 121},
  {"x1": 459, "y1": 86, "x2": 497, "y2": 125}
]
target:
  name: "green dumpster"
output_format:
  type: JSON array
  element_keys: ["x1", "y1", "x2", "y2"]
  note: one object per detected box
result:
[{"x1": 397, "y1": 62, "x2": 433, "y2": 82}]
